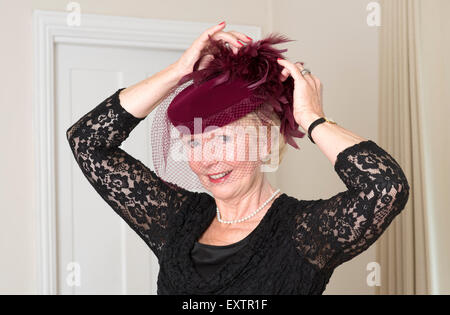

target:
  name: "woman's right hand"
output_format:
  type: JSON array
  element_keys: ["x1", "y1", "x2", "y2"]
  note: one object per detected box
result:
[{"x1": 173, "y1": 22, "x2": 253, "y2": 79}]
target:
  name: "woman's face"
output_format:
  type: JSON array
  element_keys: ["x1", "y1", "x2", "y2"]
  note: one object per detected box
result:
[{"x1": 182, "y1": 119, "x2": 270, "y2": 199}]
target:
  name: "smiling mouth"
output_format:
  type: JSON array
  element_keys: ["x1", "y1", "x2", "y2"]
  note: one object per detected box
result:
[{"x1": 208, "y1": 170, "x2": 232, "y2": 180}]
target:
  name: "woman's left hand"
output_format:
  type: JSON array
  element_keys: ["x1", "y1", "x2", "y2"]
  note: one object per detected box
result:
[{"x1": 277, "y1": 58, "x2": 325, "y2": 130}]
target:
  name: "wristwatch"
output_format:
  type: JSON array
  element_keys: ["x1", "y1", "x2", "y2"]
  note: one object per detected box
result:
[{"x1": 308, "y1": 117, "x2": 337, "y2": 144}]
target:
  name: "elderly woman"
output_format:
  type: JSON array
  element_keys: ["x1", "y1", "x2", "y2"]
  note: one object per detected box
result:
[{"x1": 66, "y1": 22, "x2": 410, "y2": 295}]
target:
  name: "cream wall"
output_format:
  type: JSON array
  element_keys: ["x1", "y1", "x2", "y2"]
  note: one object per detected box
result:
[
  {"x1": 0, "y1": 0, "x2": 36, "y2": 294},
  {"x1": 0, "y1": 0, "x2": 379, "y2": 294},
  {"x1": 272, "y1": 0, "x2": 379, "y2": 295},
  {"x1": 417, "y1": 0, "x2": 450, "y2": 295}
]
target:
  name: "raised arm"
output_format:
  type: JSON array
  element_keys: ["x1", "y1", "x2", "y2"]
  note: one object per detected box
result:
[
  {"x1": 66, "y1": 86, "x2": 196, "y2": 260},
  {"x1": 275, "y1": 59, "x2": 410, "y2": 271},
  {"x1": 291, "y1": 140, "x2": 410, "y2": 271}
]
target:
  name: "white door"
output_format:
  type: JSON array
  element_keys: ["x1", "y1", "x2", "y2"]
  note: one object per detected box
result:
[{"x1": 55, "y1": 42, "x2": 181, "y2": 294}]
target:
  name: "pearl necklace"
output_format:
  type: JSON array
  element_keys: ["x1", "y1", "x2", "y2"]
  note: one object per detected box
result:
[{"x1": 216, "y1": 189, "x2": 281, "y2": 224}]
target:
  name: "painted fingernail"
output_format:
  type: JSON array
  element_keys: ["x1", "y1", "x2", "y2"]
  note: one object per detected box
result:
[
  {"x1": 219, "y1": 21, "x2": 226, "y2": 25},
  {"x1": 277, "y1": 58, "x2": 283, "y2": 61},
  {"x1": 246, "y1": 36, "x2": 253, "y2": 41},
  {"x1": 238, "y1": 41, "x2": 244, "y2": 46}
]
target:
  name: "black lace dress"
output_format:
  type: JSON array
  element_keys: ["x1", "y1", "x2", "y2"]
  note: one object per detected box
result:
[{"x1": 66, "y1": 88, "x2": 410, "y2": 295}]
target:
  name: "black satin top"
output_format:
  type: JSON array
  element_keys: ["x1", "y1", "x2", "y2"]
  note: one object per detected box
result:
[{"x1": 191, "y1": 234, "x2": 251, "y2": 281}]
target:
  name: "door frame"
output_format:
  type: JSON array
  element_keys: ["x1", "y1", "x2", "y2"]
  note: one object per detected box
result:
[{"x1": 32, "y1": 9, "x2": 261, "y2": 295}]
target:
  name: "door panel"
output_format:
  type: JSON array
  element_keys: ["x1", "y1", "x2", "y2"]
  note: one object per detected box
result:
[{"x1": 55, "y1": 42, "x2": 178, "y2": 294}]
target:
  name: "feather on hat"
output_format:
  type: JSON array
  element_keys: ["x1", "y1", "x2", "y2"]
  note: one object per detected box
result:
[{"x1": 167, "y1": 33, "x2": 306, "y2": 149}]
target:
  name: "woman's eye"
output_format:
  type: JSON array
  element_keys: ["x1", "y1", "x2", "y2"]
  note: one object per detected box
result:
[
  {"x1": 219, "y1": 135, "x2": 231, "y2": 143},
  {"x1": 188, "y1": 140, "x2": 200, "y2": 148}
]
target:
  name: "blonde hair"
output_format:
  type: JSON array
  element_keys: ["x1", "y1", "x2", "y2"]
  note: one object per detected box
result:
[{"x1": 242, "y1": 104, "x2": 288, "y2": 166}]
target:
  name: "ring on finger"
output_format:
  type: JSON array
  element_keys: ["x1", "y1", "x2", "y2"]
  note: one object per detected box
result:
[
  {"x1": 294, "y1": 62, "x2": 312, "y2": 76},
  {"x1": 301, "y1": 69, "x2": 312, "y2": 76}
]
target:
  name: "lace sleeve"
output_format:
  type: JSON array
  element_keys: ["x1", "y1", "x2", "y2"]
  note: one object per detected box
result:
[
  {"x1": 292, "y1": 140, "x2": 410, "y2": 272},
  {"x1": 66, "y1": 88, "x2": 196, "y2": 260}
]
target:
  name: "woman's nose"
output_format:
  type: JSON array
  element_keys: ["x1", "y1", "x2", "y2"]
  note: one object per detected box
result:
[{"x1": 200, "y1": 152, "x2": 220, "y2": 166}]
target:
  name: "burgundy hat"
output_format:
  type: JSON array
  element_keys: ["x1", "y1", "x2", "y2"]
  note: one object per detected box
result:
[{"x1": 150, "y1": 33, "x2": 306, "y2": 192}]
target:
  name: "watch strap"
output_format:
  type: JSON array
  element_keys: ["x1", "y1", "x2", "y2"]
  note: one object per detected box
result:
[{"x1": 307, "y1": 117, "x2": 337, "y2": 144}]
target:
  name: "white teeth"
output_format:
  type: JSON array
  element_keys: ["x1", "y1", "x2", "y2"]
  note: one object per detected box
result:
[{"x1": 209, "y1": 171, "x2": 231, "y2": 180}]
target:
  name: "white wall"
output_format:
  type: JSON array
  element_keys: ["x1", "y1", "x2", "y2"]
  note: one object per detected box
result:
[{"x1": 0, "y1": 0, "x2": 379, "y2": 294}]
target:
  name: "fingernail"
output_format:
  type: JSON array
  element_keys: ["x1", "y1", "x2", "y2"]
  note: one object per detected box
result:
[
  {"x1": 219, "y1": 21, "x2": 225, "y2": 25},
  {"x1": 238, "y1": 41, "x2": 244, "y2": 46},
  {"x1": 246, "y1": 36, "x2": 253, "y2": 41},
  {"x1": 277, "y1": 58, "x2": 283, "y2": 61}
]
